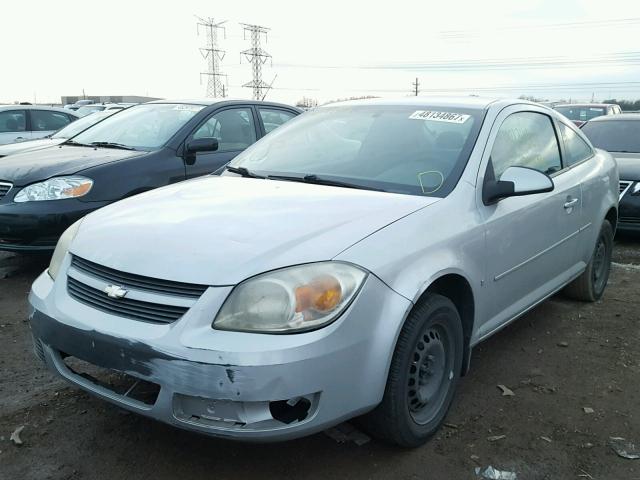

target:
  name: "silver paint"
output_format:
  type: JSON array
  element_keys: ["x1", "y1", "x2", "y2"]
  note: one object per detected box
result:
[{"x1": 28, "y1": 97, "x2": 619, "y2": 441}]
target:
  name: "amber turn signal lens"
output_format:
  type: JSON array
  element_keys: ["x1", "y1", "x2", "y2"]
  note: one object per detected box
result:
[
  {"x1": 64, "y1": 182, "x2": 92, "y2": 198},
  {"x1": 295, "y1": 275, "x2": 342, "y2": 313}
]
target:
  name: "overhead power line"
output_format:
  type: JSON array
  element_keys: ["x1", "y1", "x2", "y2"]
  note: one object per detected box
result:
[
  {"x1": 440, "y1": 17, "x2": 640, "y2": 39},
  {"x1": 240, "y1": 23, "x2": 272, "y2": 100},
  {"x1": 196, "y1": 16, "x2": 227, "y2": 98},
  {"x1": 274, "y1": 51, "x2": 640, "y2": 72},
  {"x1": 233, "y1": 80, "x2": 640, "y2": 96}
]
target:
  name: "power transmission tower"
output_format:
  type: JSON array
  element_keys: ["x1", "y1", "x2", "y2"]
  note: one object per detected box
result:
[
  {"x1": 240, "y1": 23, "x2": 272, "y2": 100},
  {"x1": 412, "y1": 77, "x2": 420, "y2": 96},
  {"x1": 196, "y1": 16, "x2": 227, "y2": 98}
]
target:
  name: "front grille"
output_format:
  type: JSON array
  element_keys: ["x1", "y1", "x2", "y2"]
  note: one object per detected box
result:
[
  {"x1": 619, "y1": 216, "x2": 640, "y2": 225},
  {"x1": 619, "y1": 180, "x2": 632, "y2": 199},
  {"x1": 71, "y1": 255, "x2": 208, "y2": 299},
  {"x1": 67, "y1": 276, "x2": 189, "y2": 324},
  {"x1": 0, "y1": 181, "x2": 12, "y2": 199}
]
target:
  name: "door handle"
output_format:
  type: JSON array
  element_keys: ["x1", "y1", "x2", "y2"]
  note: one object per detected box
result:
[{"x1": 564, "y1": 198, "x2": 579, "y2": 209}]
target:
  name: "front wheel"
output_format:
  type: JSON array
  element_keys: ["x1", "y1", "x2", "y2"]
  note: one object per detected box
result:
[
  {"x1": 564, "y1": 219, "x2": 613, "y2": 302},
  {"x1": 361, "y1": 293, "x2": 463, "y2": 447}
]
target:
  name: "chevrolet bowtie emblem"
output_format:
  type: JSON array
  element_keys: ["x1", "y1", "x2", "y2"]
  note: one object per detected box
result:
[{"x1": 103, "y1": 285, "x2": 128, "y2": 299}]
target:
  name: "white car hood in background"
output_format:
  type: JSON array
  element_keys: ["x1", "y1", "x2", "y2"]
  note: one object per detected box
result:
[{"x1": 71, "y1": 176, "x2": 437, "y2": 285}]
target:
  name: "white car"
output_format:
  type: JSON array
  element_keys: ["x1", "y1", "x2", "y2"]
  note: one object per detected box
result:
[
  {"x1": 75, "y1": 104, "x2": 127, "y2": 117},
  {"x1": 0, "y1": 106, "x2": 79, "y2": 145},
  {"x1": 0, "y1": 110, "x2": 117, "y2": 158}
]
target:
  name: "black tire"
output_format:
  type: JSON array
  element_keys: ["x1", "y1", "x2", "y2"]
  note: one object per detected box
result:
[
  {"x1": 361, "y1": 293, "x2": 464, "y2": 447},
  {"x1": 564, "y1": 220, "x2": 613, "y2": 302}
]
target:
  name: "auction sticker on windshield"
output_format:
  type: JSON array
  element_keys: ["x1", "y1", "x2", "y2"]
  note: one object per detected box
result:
[
  {"x1": 409, "y1": 111, "x2": 470, "y2": 123},
  {"x1": 173, "y1": 105, "x2": 203, "y2": 112}
]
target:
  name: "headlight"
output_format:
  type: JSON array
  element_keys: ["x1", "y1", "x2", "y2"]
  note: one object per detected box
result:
[
  {"x1": 214, "y1": 262, "x2": 367, "y2": 333},
  {"x1": 14, "y1": 176, "x2": 93, "y2": 202},
  {"x1": 48, "y1": 219, "x2": 83, "y2": 280}
]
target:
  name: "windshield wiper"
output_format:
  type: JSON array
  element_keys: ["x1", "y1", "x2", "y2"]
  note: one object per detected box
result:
[
  {"x1": 225, "y1": 165, "x2": 266, "y2": 179},
  {"x1": 90, "y1": 141, "x2": 136, "y2": 150},
  {"x1": 63, "y1": 139, "x2": 92, "y2": 147},
  {"x1": 268, "y1": 174, "x2": 386, "y2": 192}
]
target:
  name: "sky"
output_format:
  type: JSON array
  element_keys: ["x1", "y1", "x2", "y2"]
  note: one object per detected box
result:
[{"x1": 2, "y1": 0, "x2": 640, "y2": 105}]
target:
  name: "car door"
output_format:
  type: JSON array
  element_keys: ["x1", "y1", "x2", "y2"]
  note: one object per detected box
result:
[
  {"x1": 556, "y1": 120, "x2": 601, "y2": 261},
  {"x1": 29, "y1": 110, "x2": 74, "y2": 139},
  {"x1": 184, "y1": 106, "x2": 259, "y2": 178},
  {"x1": 257, "y1": 107, "x2": 299, "y2": 136},
  {"x1": 476, "y1": 106, "x2": 583, "y2": 339},
  {"x1": 0, "y1": 110, "x2": 31, "y2": 144}
]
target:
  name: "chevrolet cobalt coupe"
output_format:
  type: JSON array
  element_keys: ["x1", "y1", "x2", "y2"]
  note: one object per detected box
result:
[{"x1": 28, "y1": 98, "x2": 618, "y2": 447}]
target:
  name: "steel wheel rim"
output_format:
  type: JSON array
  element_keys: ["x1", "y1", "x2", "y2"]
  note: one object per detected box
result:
[
  {"x1": 592, "y1": 234, "x2": 609, "y2": 293},
  {"x1": 407, "y1": 322, "x2": 453, "y2": 425}
]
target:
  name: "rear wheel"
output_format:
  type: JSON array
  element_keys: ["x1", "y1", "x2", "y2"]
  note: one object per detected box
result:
[
  {"x1": 564, "y1": 220, "x2": 613, "y2": 302},
  {"x1": 361, "y1": 293, "x2": 463, "y2": 447}
]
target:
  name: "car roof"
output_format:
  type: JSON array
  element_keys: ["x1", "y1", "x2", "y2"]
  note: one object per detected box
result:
[
  {"x1": 147, "y1": 99, "x2": 300, "y2": 110},
  {"x1": 78, "y1": 104, "x2": 118, "y2": 107},
  {"x1": 0, "y1": 105, "x2": 76, "y2": 114},
  {"x1": 319, "y1": 96, "x2": 529, "y2": 111},
  {"x1": 554, "y1": 103, "x2": 617, "y2": 108},
  {"x1": 586, "y1": 113, "x2": 640, "y2": 122}
]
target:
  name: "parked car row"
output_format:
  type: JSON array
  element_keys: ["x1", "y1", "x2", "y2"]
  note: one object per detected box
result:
[
  {"x1": 581, "y1": 114, "x2": 640, "y2": 232},
  {"x1": 11, "y1": 96, "x2": 622, "y2": 448},
  {"x1": 75, "y1": 103, "x2": 133, "y2": 117},
  {"x1": 63, "y1": 99, "x2": 94, "y2": 111},
  {"x1": 553, "y1": 102, "x2": 622, "y2": 127},
  {"x1": 0, "y1": 99, "x2": 301, "y2": 251}
]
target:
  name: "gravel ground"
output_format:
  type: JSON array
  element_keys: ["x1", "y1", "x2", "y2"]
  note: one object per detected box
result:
[{"x1": 1, "y1": 234, "x2": 639, "y2": 480}]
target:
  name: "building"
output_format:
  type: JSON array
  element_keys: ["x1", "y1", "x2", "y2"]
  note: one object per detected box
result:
[{"x1": 61, "y1": 95, "x2": 162, "y2": 105}]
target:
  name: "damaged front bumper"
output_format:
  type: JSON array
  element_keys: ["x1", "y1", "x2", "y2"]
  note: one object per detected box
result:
[{"x1": 28, "y1": 268, "x2": 411, "y2": 441}]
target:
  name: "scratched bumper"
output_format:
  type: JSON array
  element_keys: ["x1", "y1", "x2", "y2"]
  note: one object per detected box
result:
[{"x1": 27, "y1": 266, "x2": 411, "y2": 441}]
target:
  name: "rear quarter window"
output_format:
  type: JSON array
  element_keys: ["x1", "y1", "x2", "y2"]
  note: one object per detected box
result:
[{"x1": 559, "y1": 123, "x2": 593, "y2": 166}]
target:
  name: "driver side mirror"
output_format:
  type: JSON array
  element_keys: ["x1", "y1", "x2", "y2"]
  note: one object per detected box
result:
[
  {"x1": 483, "y1": 166, "x2": 554, "y2": 205},
  {"x1": 184, "y1": 137, "x2": 219, "y2": 165},
  {"x1": 186, "y1": 137, "x2": 219, "y2": 154}
]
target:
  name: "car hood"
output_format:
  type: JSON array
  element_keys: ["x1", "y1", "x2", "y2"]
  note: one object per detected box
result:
[
  {"x1": 71, "y1": 176, "x2": 438, "y2": 285},
  {"x1": 613, "y1": 153, "x2": 640, "y2": 180},
  {"x1": 0, "y1": 138, "x2": 65, "y2": 157},
  {"x1": 0, "y1": 145, "x2": 147, "y2": 186}
]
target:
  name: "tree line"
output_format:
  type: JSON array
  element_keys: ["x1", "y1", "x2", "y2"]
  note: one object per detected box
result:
[{"x1": 602, "y1": 99, "x2": 640, "y2": 111}]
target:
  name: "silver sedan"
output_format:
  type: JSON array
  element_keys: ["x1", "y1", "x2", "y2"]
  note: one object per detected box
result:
[{"x1": 28, "y1": 97, "x2": 618, "y2": 447}]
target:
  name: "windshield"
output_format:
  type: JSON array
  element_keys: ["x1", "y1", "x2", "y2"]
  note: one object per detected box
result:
[
  {"x1": 555, "y1": 106, "x2": 606, "y2": 121},
  {"x1": 581, "y1": 120, "x2": 640, "y2": 153},
  {"x1": 52, "y1": 110, "x2": 115, "y2": 139},
  {"x1": 228, "y1": 105, "x2": 483, "y2": 197},
  {"x1": 73, "y1": 103, "x2": 204, "y2": 150}
]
